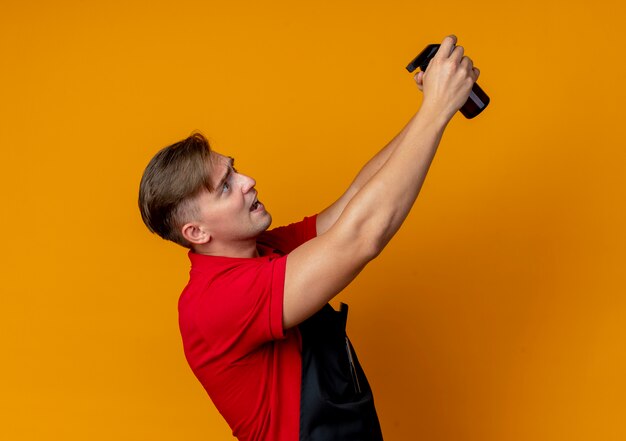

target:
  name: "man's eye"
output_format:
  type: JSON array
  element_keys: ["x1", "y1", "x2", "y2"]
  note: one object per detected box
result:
[{"x1": 222, "y1": 182, "x2": 230, "y2": 193}]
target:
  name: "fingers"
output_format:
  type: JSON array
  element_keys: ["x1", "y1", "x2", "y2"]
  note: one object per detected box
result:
[
  {"x1": 423, "y1": 34, "x2": 480, "y2": 84},
  {"x1": 435, "y1": 34, "x2": 457, "y2": 60},
  {"x1": 459, "y1": 56, "x2": 481, "y2": 85},
  {"x1": 436, "y1": 35, "x2": 470, "y2": 70},
  {"x1": 447, "y1": 38, "x2": 478, "y2": 79},
  {"x1": 450, "y1": 44, "x2": 464, "y2": 63},
  {"x1": 461, "y1": 54, "x2": 472, "y2": 70}
]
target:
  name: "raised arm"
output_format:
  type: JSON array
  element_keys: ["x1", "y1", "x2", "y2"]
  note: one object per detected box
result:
[{"x1": 283, "y1": 35, "x2": 480, "y2": 329}]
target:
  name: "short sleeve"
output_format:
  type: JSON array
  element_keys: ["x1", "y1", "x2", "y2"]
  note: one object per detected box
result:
[
  {"x1": 257, "y1": 214, "x2": 318, "y2": 255},
  {"x1": 190, "y1": 255, "x2": 289, "y2": 359}
]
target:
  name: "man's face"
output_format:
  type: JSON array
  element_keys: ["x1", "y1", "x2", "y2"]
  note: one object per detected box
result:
[{"x1": 192, "y1": 152, "x2": 272, "y2": 246}]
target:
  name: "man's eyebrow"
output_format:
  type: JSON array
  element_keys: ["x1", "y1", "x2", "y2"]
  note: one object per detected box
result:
[{"x1": 215, "y1": 157, "x2": 235, "y2": 191}]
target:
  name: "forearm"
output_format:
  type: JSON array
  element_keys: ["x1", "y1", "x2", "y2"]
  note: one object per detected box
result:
[{"x1": 338, "y1": 106, "x2": 448, "y2": 252}]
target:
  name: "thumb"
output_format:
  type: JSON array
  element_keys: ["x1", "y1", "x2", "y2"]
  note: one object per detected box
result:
[{"x1": 414, "y1": 71, "x2": 424, "y2": 90}]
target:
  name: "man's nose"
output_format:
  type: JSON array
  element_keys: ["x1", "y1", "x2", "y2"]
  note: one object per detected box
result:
[{"x1": 238, "y1": 173, "x2": 256, "y2": 193}]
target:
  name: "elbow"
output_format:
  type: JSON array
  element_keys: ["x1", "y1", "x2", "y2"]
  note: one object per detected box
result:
[
  {"x1": 359, "y1": 225, "x2": 390, "y2": 261},
  {"x1": 338, "y1": 216, "x2": 389, "y2": 263},
  {"x1": 333, "y1": 190, "x2": 396, "y2": 262},
  {"x1": 364, "y1": 243, "x2": 383, "y2": 262}
]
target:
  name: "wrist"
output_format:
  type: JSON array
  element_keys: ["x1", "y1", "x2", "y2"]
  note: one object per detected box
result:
[{"x1": 415, "y1": 103, "x2": 451, "y2": 130}]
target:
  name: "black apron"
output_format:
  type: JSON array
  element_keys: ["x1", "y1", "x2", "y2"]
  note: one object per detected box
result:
[{"x1": 298, "y1": 303, "x2": 384, "y2": 441}]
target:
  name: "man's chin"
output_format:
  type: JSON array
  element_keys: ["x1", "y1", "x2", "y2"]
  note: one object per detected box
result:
[{"x1": 261, "y1": 212, "x2": 273, "y2": 232}]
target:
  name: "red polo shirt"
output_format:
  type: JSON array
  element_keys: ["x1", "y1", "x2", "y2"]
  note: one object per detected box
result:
[{"x1": 178, "y1": 215, "x2": 318, "y2": 441}]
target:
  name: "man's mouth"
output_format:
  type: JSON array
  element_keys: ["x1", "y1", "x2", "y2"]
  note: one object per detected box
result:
[{"x1": 250, "y1": 197, "x2": 261, "y2": 212}]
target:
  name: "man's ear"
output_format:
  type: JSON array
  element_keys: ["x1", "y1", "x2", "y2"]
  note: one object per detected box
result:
[{"x1": 181, "y1": 222, "x2": 211, "y2": 246}]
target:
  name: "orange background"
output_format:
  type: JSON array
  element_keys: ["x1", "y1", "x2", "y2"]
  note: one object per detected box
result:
[{"x1": 1, "y1": 1, "x2": 625, "y2": 440}]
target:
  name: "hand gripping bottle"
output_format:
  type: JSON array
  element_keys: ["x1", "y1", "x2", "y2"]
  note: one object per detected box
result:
[{"x1": 406, "y1": 44, "x2": 490, "y2": 119}]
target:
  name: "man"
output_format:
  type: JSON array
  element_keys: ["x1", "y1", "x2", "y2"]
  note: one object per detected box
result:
[{"x1": 139, "y1": 35, "x2": 479, "y2": 441}]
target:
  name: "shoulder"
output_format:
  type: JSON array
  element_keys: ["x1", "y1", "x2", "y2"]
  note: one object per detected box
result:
[
  {"x1": 180, "y1": 253, "x2": 289, "y2": 348},
  {"x1": 186, "y1": 253, "x2": 279, "y2": 289},
  {"x1": 182, "y1": 252, "x2": 288, "y2": 309}
]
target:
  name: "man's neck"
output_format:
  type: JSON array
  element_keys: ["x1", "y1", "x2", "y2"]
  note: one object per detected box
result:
[{"x1": 192, "y1": 238, "x2": 260, "y2": 258}]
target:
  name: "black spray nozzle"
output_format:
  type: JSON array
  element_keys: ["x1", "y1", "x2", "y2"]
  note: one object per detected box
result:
[{"x1": 406, "y1": 44, "x2": 441, "y2": 73}]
